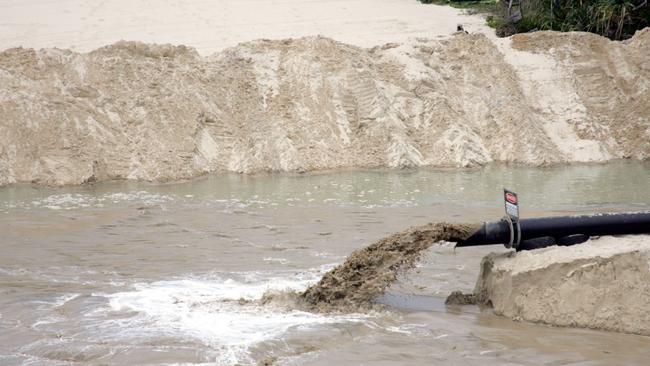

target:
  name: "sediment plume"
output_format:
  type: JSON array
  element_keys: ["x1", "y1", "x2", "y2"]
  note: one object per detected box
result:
[
  {"x1": 1, "y1": 30, "x2": 649, "y2": 186},
  {"x1": 300, "y1": 222, "x2": 477, "y2": 312}
]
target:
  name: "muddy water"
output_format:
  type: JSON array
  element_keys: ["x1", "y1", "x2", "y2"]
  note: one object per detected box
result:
[{"x1": 1, "y1": 162, "x2": 649, "y2": 365}]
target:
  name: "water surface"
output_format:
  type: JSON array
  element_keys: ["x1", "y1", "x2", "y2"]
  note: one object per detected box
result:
[{"x1": 1, "y1": 162, "x2": 649, "y2": 365}]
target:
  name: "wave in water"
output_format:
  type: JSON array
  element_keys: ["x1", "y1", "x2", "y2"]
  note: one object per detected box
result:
[{"x1": 97, "y1": 269, "x2": 365, "y2": 364}]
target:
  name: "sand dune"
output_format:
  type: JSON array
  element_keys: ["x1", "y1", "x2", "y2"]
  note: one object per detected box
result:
[
  {"x1": 1, "y1": 29, "x2": 648, "y2": 186},
  {"x1": 0, "y1": 1, "x2": 648, "y2": 186}
]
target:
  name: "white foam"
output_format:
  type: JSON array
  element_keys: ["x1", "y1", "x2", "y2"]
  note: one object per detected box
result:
[
  {"x1": 10, "y1": 191, "x2": 178, "y2": 210},
  {"x1": 385, "y1": 323, "x2": 431, "y2": 336},
  {"x1": 103, "y1": 269, "x2": 364, "y2": 364},
  {"x1": 262, "y1": 257, "x2": 290, "y2": 264}
]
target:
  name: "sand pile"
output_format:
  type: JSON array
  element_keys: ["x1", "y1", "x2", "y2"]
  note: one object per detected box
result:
[
  {"x1": 300, "y1": 222, "x2": 476, "y2": 312},
  {"x1": 1, "y1": 30, "x2": 649, "y2": 186},
  {"x1": 456, "y1": 235, "x2": 650, "y2": 335}
]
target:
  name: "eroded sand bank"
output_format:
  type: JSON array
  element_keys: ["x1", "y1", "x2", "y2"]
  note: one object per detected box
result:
[
  {"x1": 470, "y1": 235, "x2": 650, "y2": 335},
  {"x1": 1, "y1": 29, "x2": 649, "y2": 186}
]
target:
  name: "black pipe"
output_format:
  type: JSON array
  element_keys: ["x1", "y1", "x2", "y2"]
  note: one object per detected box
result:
[{"x1": 457, "y1": 212, "x2": 650, "y2": 249}]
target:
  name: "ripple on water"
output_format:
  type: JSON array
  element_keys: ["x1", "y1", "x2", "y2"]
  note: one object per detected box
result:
[{"x1": 1, "y1": 192, "x2": 177, "y2": 211}]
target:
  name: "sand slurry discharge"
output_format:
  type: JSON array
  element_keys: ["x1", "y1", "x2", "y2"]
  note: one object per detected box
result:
[{"x1": 299, "y1": 222, "x2": 477, "y2": 312}]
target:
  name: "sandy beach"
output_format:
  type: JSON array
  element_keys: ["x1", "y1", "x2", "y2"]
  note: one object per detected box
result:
[{"x1": 0, "y1": 0, "x2": 490, "y2": 54}]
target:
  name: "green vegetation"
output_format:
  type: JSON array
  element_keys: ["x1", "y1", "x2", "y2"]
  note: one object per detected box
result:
[{"x1": 420, "y1": 0, "x2": 650, "y2": 40}]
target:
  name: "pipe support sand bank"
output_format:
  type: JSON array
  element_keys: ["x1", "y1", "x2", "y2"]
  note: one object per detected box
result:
[{"x1": 473, "y1": 235, "x2": 650, "y2": 335}]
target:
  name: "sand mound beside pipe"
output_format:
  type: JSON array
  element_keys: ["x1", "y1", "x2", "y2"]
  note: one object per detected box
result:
[{"x1": 464, "y1": 235, "x2": 650, "y2": 335}]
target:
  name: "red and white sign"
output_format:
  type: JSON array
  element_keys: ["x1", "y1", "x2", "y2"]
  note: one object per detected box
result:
[{"x1": 504, "y1": 189, "x2": 519, "y2": 221}]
